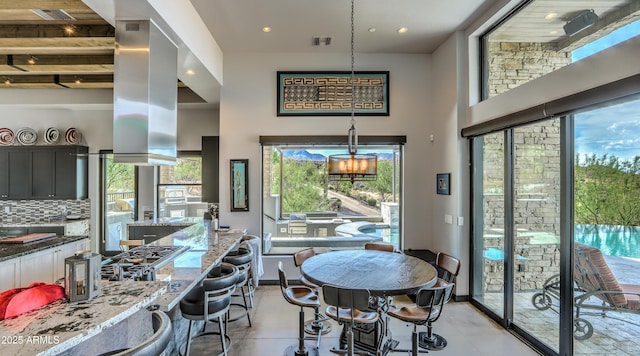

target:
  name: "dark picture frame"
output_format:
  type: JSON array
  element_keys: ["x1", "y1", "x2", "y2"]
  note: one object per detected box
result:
[
  {"x1": 230, "y1": 159, "x2": 249, "y2": 211},
  {"x1": 277, "y1": 71, "x2": 389, "y2": 116},
  {"x1": 436, "y1": 173, "x2": 451, "y2": 195}
]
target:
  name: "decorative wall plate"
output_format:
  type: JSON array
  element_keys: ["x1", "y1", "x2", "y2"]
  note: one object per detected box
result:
[
  {"x1": 44, "y1": 127, "x2": 60, "y2": 144},
  {"x1": 65, "y1": 127, "x2": 81, "y2": 144},
  {"x1": 16, "y1": 127, "x2": 37, "y2": 145},
  {"x1": 0, "y1": 128, "x2": 14, "y2": 145}
]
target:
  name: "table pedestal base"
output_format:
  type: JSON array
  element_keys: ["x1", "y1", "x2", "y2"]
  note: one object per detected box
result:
[{"x1": 284, "y1": 343, "x2": 319, "y2": 356}]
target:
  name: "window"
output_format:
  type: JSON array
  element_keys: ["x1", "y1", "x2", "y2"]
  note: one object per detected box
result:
[
  {"x1": 481, "y1": 1, "x2": 639, "y2": 100},
  {"x1": 101, "y1": 152, "x2": 137, "y2": 255},
  {"x1": 157, "y1": 154, "x2": 206, "y2": 218},
  {"x1": 261, "y1": 140, "x2": 403, "y2": 254}
]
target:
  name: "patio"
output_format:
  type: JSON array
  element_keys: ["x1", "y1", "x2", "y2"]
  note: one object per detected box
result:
[{"x1": 482, "y1": 254, "x2": 640, "y2": 355}]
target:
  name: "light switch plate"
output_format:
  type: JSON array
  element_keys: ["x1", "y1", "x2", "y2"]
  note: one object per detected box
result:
[
  {"x1": 458, "y1": 217, "x2": 464, "y2": 226},
  {"x1": 444, "y1": 214, "x2": 453, "y2": 224}
]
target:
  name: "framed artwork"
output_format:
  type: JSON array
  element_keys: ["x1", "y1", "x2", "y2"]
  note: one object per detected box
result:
[
  {"x1": 436, "y1": 173, "x2": 451, "y2": 195},
  {"x1": 277, "y1": 71, "x2": 389, "y2": 116},
  {"x1": 230, "y1": 159, "x2": 249, "y2": 211}
]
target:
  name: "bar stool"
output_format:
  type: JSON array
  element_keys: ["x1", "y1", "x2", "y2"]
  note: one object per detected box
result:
[
  {"x1": 278, "y1": 261, "x2": 321, "y2": 356},
  {"x1": 97, "y1": 310, "x2": 172, "y2": 356},
  {"x1": 180, "y1": 263, "x2": 238, "y2": 356},
  {"x1": 322, "y1": 284, "x2": 379, "y2": 356},
  {"x1": 223, "y1": 247, "x2": 253, "y2": 326},
  {"x1": 293, "y1": 248, "x2": 331, "y2": 340},
  {"x1": 389, "y1": 283, "x2": 455, "y2": 355}
]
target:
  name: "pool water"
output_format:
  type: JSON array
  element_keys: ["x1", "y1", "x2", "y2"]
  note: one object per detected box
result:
[
  {"x1": 359, "y1": 225, "x2": 400, "y2": 245},
  {"x1": 575, "y1": 224, "x2": 640, "y2": 258}
]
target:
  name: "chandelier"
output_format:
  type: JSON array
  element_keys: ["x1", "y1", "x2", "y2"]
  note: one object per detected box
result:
[{"x1": 327, "y1": 0, "x2": 377, "y2": 183}]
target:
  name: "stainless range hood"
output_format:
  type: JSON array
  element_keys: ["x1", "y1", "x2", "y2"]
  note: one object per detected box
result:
[{"x1": 113, "y1": 20, "x2": 178, "y2": 165}]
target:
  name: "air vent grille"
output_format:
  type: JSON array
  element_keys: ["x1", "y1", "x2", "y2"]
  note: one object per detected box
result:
[
  {"x1": 125, "y1": 23, "x2": 141, "y2": 32},
  {"x1": 312, "y1": 37, "x2": 332, "y2": 46},
  {"x1": 31, "y1": 9, "x2": 76, "y2": 21}
]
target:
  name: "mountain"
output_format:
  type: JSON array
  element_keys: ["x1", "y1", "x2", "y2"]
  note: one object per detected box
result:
[
  {"x1": 282, "y1": 150, "x2": 326, "y2": 161},
  {"x1": 282, "y1": 150, "x2": 394, "y2": 161}
]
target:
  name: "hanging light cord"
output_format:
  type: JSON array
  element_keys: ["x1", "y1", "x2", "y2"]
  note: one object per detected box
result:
[{"x1": 349, "y1": 0, "x2": 358, "y2": 155}]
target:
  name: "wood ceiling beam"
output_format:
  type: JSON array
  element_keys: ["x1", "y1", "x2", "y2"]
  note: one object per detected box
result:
[
  {"x1": 0, "y1": 37, "x2": 114, "y2": 55},
  {"x1": 2, "y1": 54, "x2": 113, "y2": 65},
  {"x1": 1, "y1": 0, "x2": 92, "y2": 11},
  {"x1": 0, "y1": 24, "x2": 114, "y2": 37}
]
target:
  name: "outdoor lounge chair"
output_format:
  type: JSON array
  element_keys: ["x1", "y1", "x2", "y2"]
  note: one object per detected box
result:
[{"x1": 531, "y1": 243, "x2": 640, "y2": 340}]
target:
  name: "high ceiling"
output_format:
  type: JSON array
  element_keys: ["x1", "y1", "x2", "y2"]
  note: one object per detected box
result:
[{"x1": 1, "y1": 0, "x2": 635, "y2": 90}]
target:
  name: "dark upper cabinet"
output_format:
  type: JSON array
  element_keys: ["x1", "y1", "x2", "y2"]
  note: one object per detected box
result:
[
  {"x1": 202, "y1": 136, "x2": 219, "y2": 204},
  {"x1": 0, "y1": 146, "x2": 88, "y2": 200},
  {"x1": 4, "y1": 150, "x2": 31, "y2": 199}
]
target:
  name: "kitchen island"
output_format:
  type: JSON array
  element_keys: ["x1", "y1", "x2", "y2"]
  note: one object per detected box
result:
[{"x1": 0, "y1": 222, "x2": 246, "y2": 355}]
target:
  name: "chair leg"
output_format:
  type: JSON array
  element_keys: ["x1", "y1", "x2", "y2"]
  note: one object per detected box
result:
[
  {"x1": 241, "y1": 285, "x2": 252, "y2": 327},
  {"x1": 418, "y1": 321, "x2": 447, "y2": 351},
  {"x1": 219, "y1": 315, "x2": 228, "y2": 356},
  {"x1": 184, "y1": 320, "x2": 193, "y2": 356},
  {"x1": 284, "y1": 307, "x2": 318, "y2": 356}
]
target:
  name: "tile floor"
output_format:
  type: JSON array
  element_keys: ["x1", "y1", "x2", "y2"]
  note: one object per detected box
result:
[{"x1": 186, "y1": 285, "x2": 541, "y2": 356}]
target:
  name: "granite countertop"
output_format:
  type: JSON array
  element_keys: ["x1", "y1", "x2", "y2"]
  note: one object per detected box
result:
[
  {"x1": 127, "y1": 217, "x2": 204, "y2": 227},
  {"x1": 0, "y1": 281, "x2": 166, "y2": 356},
  {"x1": 148, "y1": 222, "x2": 246, "y2": 311},
  {"x1": 0, "y1": 219, "x2": 90, "y2": 228},
  {"x1": 0, "y1": 235, "x2": 89, "y2": 263}
]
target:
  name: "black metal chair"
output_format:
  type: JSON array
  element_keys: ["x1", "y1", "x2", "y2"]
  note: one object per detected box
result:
[
  {"x1": 293, "y1": 248, "x2": 332, "y2": 340},
  {"x1": 322, "y1": 284, "x2": 379, "y2": 356},
  {"x1": 97, "y1": 310, "x2": 172, "y2": 356},
  {"x1": 278, "y1": 261, "x2": 321, "y2": 356},
  {"x1": 223, "y1": 247, "x2": 254, "y2": 326},
  {"x1": 389, "y1": 283, "x2": 455, "y2": 354},
  {"x1": 180, "y1": 263, "x2": 238, "y2": 356}
]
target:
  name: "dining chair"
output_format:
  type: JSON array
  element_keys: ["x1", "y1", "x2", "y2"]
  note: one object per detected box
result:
[
  {"x1": 322, "y1": 284, "x2": 379, "y2": 356},
  {"x1": 435, "y1": 251, "x2": 461, "y2": 285},
  {"x1": 389, "y1": 282, "x2": 455, "y2": 355},
  {"x1": 278, "y1": 261, "x2": 321, "y2": 356},
  {"x1": 364, "y1": 242, "x2": 395, "y2": 253},
  {"x1": 293, "y1": 248, "x2": 332, "y2": 340}
]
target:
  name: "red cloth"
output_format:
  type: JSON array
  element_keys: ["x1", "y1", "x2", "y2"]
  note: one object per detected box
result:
[{"x1": 0, "y1": 282, "x2": 64, "y2": 320}]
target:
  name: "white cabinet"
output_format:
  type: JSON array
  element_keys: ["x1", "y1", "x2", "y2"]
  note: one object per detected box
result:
[
  {"x1": 0, "y1": 258, "x2": 20, "y2": 291},
  {"x1": 19, "y1": 249, "x2": 56, "y2": 287},
  {"x1": 13, "y1": 238, "x2": 90, "y2": 288}
]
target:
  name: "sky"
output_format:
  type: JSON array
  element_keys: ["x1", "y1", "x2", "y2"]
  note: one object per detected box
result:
[{"x1": 573, "y1": 20, "x2": 640, "y2": 162}]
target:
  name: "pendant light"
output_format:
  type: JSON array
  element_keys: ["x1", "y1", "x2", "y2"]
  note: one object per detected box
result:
[{"x1": 327, "y1": 0, "x2": 377, "y2": 183}]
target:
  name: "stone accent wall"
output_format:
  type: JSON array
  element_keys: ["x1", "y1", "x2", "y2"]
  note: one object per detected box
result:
[
  {"x1": 487, "y1": 42, "x2": 571, "y2": 97},
  {"x1": 481, "y1": 120, "x2": 561, "y2": 292},
  {"x1": 0, "y1": 199, "x2": 90, "y2": 224}
]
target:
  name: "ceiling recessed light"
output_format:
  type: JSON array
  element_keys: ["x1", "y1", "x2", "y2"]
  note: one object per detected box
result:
[
  {"x1": 4, "y1": 78, "x2": 11, "y2": 85},
  {"x1": 550, "y1": 30, "x2": 558, "y2": 35},
  {"x1": 397, "y1": 27, "x2": 408, "y2": 34},
  {"x1": 368, "y1": 27, "x2": 376, "y2": 32},
  {"x1": 545, "y1": 12, "x2": 558, "y2": 20},
  {"x1": 27, "y1": 56, "x2": 37, "y2": 65},
  {"x1": 63, "y1": 24, "x2": 76, "y2": 35},
  {"x1": 186, "y1": 69, "x2": 195, "y2": 75},
  {"x1": 262, "y1": 27, "x2": 272, "y2": 33}
]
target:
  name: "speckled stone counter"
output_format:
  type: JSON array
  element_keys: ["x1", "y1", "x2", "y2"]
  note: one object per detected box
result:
[
  {"x1": 148, "y1": 223, "x2": 246, "y2": 311},
  {"x1": 127, "y1": 217, "x2": 204, "y2": 227},
  {"x1": 0, "y1": 281, "x2": 166, "y2": 356},
  {"x1": 0, "y1": 235, "x2": 89, "y2": 263}
]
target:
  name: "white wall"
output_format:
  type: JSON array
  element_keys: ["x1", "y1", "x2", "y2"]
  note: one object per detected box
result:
[
  {"x1": 429, "y1": 31, "x2": 471, "y2": 295},
  {"x1": 218, "y1": 52, "x2": 434, "y2": 246}
]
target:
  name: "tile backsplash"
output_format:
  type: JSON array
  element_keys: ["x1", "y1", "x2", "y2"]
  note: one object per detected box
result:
[{"x1": 0, "y1": 199, "x2": 90, "y2": 224}]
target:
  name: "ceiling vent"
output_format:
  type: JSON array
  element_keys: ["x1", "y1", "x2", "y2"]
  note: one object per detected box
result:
[
  {"x1": 312, "y1": 36, "x2": 332, "y2": 46},
  {"x1": 31, "y1": 9, "x2": 76, "y2": 21},
  {"x1": 563, "y1": 10, "x2": 599, "y2": 37}
]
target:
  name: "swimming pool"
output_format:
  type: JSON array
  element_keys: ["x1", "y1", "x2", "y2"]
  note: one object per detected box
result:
[
  {"x1": 575, "y1": 224, "x2": 640, "y2": 258},
  {"x1": 357, "y1": 224, "x2": 400, "y2": 245}
]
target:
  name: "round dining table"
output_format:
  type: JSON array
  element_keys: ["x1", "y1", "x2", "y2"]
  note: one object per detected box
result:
[
  {"x1": 301, "y1": 249, "x2": 438, "y2": 297},
  {"x1": 301, "y1": 249, "x2": 438, "y2": 355}
]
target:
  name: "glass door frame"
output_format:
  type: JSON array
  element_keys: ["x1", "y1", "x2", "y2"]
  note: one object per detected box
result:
[{"x1": 469, "y1": 117, "x2": 574, "y2": 356}]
